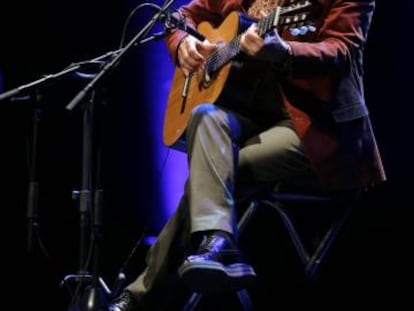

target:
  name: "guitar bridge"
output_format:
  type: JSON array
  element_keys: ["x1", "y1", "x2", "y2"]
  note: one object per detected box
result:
[
  {"x1": 203, "y1": 70, "x2": 212, "y2": 86},
  {"x1": 182, "y1": 74, "x2": 191, "y2": 98},
  {"x1": 180, "y1": 74, "x2": 192, "y2": 113}
]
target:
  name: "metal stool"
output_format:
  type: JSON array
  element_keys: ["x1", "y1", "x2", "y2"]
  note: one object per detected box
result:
[{"x1": 181, "y1": 186, "x2": 363, "y2": 311}]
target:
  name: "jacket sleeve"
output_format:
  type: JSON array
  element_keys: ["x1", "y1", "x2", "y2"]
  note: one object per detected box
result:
[
  {"x1": 164, "y1": 0, "x2": 242, "y2": 65},
  {"x1": 286, "y1": 0, "x2": 375, "y2": 77}
]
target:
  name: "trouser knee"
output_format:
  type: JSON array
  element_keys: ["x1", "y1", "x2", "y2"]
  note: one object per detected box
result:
[{"x1": 186, "y1": 103, "x2": 227, "y2": 141}]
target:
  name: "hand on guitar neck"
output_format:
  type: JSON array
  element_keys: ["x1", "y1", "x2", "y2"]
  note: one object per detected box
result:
[
  {"x1": 240, "y1": 23, "x2": 292, "y2": 64},
  {"x1": 178, "y1": 36, "x2": 217, "y2": 76}
]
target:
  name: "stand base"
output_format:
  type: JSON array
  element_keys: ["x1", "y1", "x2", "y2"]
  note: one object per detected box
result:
[{"x1": 62, "y1": 272, "x2": 111, "y2": 311}]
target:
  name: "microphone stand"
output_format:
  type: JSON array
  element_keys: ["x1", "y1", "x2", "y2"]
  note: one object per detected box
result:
[
  {"x1": 62, "y1": 88, "x2": 111, "y2": 311},
  {"x1": 62, "y1": 1, "x2": 180, "y2": 310},
  {"x1": 26, "y1": 92, "x2": 42, "y2": 255},
  {"x1": 0, "y1": 49, "x2": 120, "y2": 103},
  {"x1": 0, "y1": 49, "x2": 119, "y2": 310},
  {"x1": 65, "y1": 0, "x2": 178, "y2": 111},
  {"x1": 0, "y1": 59, "x2": 110, "y2": 259}
]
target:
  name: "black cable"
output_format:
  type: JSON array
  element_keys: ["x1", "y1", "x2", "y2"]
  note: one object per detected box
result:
[{"x1": 119, "y1": 3, "x2": 163, "y2": 49}]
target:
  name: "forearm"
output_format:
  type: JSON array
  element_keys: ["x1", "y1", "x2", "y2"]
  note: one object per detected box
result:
[{"x1": 164, "y1": 0, "x2": 225, "y2": 65}]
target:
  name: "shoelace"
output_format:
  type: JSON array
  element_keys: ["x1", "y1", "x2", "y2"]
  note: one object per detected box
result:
[
  {"x1": 199, "y1": 234, "x2": 218, "y2": 252},
  {"x1": 115, "y1": 291, "x2": 133, "y2": 307},
  {"x1": 199, "y1": 233, "x2": 235, "y2": 253}
]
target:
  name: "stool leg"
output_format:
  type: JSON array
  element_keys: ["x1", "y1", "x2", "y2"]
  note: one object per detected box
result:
[
  {"x1": 305, "y1": 204, "x2": 353, "y2": 281},
  {"x1": 237, "y1": 201, "x2": 259, "y2": 232},
  {"x1": 233, "y1": 203, "x2": 258, "y2": 311},
  {"x1": 182, "y1": 292, "x2": 203, "y2": 311},
  {"x1": 266, "y1": 201, "x2": 310, "y2": 265},
  {"x1": 237, "y1": 289, "x2": 253, "y2": 311},
  {"x1": 181, "y1": 290, "x2": 253, "y2": 311}
]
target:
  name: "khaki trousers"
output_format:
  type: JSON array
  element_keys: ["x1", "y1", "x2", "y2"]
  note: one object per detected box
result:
[{"x1": 127, "y1": 103, "x2": 321, "y2": 305}]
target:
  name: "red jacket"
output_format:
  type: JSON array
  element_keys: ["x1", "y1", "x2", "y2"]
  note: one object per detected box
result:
[{"x1": 165, "y1": 0, "x2": 386, "y2": 190}]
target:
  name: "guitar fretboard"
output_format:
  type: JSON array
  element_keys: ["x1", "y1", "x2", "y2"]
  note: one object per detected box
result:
[{"x1": 205, "y1": 0, "x2": 311, "y2": 75}]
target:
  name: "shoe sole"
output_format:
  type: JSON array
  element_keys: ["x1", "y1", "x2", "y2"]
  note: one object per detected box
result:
[{"x1": 178, "y1": 260, "x2": 256, "y2": 293}]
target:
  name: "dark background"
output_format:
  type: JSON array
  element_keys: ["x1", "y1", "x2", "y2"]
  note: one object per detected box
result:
[{"x1": 1, "y1": 0, "x2": 413, "y2": 310}]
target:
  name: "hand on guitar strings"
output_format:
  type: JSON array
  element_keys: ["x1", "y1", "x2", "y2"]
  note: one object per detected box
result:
[{"x1": 178, "y1": 35, "x2": 217, "y2": 76}]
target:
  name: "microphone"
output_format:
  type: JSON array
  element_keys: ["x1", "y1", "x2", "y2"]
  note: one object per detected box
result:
[
  {"x1": 161, "y1": 11, "x2": 205, "y2": 41},
  {"x1": 142, "y1": 3, "x2": 205, "y2": 42}
]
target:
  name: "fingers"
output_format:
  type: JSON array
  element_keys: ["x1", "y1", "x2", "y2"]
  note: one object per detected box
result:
[
  {"x1": 240, "y1": 24, "x2": 264, "y2": 56},
  {"x1": 258, "y1": 10, "x2": 268, "y2": 19},
  {"x1": 178, "y1": 36, "x2": 216, "y2": 75},
  {"x1": 197, "y1": 40, "x2": 217, "y2": 55},
  {"x1": 178, "y1": 36, "x2": 203, "y2": 74}
]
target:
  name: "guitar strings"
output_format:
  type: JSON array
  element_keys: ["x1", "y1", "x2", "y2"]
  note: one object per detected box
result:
[
  {"x1": 203, "y1": 2, "x2": 308, "y2": 74},
  {"x1": 204, "y1": 8, "x2": 280, "y2": 72}
]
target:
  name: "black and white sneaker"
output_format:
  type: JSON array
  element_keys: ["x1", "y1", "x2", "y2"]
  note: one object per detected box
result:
[
  {"x1": 178, "y1": 231, "x2": 256, "y2": 293},
  {"x1": 108, "y1": 290, "x2": 143, "y2": 311}
]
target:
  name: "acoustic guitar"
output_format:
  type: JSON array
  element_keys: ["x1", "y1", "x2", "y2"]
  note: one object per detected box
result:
[{"x1": 163, "y1": 0, "x2": 318, "y2": 147}]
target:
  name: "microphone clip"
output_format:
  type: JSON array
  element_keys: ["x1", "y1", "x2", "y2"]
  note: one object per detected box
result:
[{"x1": 161, "y1": 9, "x2": 205, "y2": 41}]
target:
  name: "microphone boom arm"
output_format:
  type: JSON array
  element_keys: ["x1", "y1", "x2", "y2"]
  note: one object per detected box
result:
[{"x1": 65, "y1": 0, "x2": 179, "y2": 111}]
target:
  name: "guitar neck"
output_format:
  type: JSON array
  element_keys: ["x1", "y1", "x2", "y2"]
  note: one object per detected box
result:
[
  {"x1": 205, "y1": 0, "x2": 313, "y2": 74},
  {"x1": 206, "y1": 7, "x2": 282, "y2": 74}
]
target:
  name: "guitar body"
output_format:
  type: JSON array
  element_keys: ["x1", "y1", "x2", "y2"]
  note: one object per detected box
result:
[
  {"x1": 163, "y1": 1, "x2": 319, "y2": 147},
  {"x1": 163, "y1": 11, "x2": 242, "y2": 147}
]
